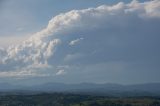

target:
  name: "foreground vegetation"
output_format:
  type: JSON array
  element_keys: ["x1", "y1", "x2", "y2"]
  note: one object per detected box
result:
[{"x1": 0, "y1": 93, "x2": 160, "y2": 106}]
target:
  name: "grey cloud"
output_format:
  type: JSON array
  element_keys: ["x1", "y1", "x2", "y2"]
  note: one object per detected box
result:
[{"x1": 0, "y1": 0, "x2": 160, "y2": 80}]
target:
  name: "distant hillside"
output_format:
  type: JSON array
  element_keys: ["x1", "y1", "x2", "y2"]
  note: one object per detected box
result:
[{"x1": 0, "y1": 82, "x2": 160, "y2": 97}]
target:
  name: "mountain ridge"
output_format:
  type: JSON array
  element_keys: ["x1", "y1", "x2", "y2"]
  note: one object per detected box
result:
[{"x1": 0, "y1": 82, "x2": 160, "y2": 97}]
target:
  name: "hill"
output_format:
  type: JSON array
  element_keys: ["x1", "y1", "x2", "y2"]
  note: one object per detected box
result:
[{"x1": 0, "y1": 82, "x2": 160, "y2": 97}]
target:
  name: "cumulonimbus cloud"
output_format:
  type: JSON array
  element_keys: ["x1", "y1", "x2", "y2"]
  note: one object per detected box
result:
[{"x1": 0, "y1": 0, "x2": 160, "y2": 78}]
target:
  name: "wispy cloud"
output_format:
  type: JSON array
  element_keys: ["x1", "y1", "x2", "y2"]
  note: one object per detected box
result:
[
  {"x1": 56, "y1": 69, "x2": 66, "y2": 76},
  {"x1": 69, "y1": 38, "x2": 84, "y2": 46}
]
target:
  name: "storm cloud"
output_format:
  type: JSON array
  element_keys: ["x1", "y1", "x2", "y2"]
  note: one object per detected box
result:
[{"x1": 0, "y1": 0, "x2": 160, "y2": 82}]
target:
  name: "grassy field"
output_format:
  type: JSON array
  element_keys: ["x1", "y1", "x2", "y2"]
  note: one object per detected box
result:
[{"x1": 0, "y1": 93, "x2": 160, "y2": 106}]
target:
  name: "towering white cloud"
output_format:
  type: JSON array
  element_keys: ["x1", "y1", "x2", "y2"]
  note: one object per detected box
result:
[{"x1": 0, "y1": 0, "x2": 160, "y2": 78}]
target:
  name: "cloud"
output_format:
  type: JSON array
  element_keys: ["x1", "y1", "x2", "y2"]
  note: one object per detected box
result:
[
  {"x1": 0, "y1": 0, "x2": 160, "y2": 81},
  {"x1": 56, "y1": 69, "x2": 66, "y2": 76},
  {"x1": 69, "y1": 38, "x2": 84, "y2": 46}
]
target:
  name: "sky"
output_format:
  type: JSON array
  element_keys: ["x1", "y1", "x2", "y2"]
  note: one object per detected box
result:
[{"x1": 0, "y1": 0, "x2": 160, "y2": 85}]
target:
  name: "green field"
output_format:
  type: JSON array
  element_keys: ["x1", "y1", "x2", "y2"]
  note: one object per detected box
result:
[{"x1": 0, "y1": 93, "x2": 160, "y2": 106}]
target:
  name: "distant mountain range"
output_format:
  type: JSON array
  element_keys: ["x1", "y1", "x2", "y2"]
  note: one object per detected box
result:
[{"x1": 0, "y1": 82, "x2": 160, "y2": 97}]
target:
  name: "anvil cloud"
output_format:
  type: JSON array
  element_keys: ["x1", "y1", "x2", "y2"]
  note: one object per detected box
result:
[{"x1": 0, "y1": 0, "x2": 160, "y2": 79}]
